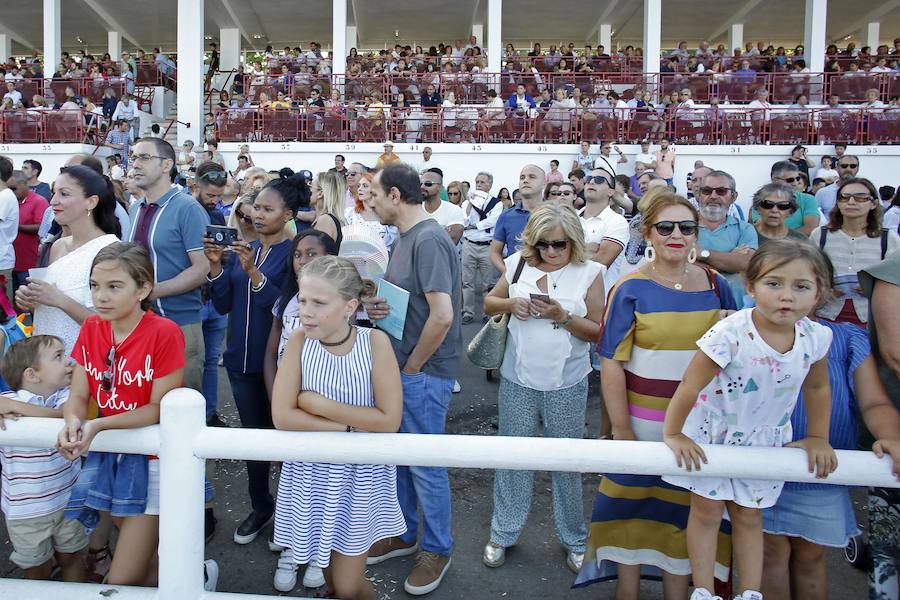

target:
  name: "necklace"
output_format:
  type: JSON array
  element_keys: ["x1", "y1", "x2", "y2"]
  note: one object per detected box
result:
[
  {"x1": 320, "y1": 325, "x2": 354, "y2": 347},
  {"x1": 547, "y1": 264, "x2": 569, "y2": 289},
  {"x1": 650, "y1": 264, "x2": 689, "y2": 290}
]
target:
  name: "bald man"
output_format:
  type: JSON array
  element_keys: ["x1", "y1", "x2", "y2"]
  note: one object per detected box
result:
[{"x1": 490, "y1": 164, "x2": 546, "y2": 273}]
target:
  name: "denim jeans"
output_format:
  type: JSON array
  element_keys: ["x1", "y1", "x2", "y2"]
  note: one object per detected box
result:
[
  {"x1": 200, "y1": 300, "x2": 227, "y2": 419},
  {"x1": 226, "y1": 370, "x2": 275, "y2": 515},
  {"x1": 397, "y1": 371, "x2": 454, "y2": 555}
]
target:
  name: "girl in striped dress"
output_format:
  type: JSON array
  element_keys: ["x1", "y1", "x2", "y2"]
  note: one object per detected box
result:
[
  {"x1": 575, "y1": 193, "x2": 736, "y2": 597},
  {"x1": 271, "y1": 256, "x2": 404, "y2": 600}
]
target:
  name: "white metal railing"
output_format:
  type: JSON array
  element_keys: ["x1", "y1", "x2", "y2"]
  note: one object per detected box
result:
[{"x1": 0, "y1": 388, "x2": 898, "y2": 599}]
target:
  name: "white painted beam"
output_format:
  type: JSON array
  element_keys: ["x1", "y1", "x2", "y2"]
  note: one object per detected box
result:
[
  {"x1": 43, "y1": 0, "x2": 60, "y2": 75},
  {"x1": 707, "y1": 0, "x2": 764, "y2": 43},
  {"x1": 332, "y1": 0, "x2": 347, "y2": 76},
  {"x1": 728, "y1": 23, "x2": 743, "y2": 54},
  {"x1": 108, "y1": 31, "x2": 121, "y2": 58},
  {"x1": 81, "y1": 0, "x2": 143, "y2": 50},
  {"x1": 0, "y1": 34, "x2": 11, "y2": 63},
  {"x1": 219, "y1": 28, "x2": 241, "y2": 72},
  {"x1": 599, "y1": 24, "x2": 612, "y2": 53},
  {"x1": 177, "y1": 0, "x2": 204, "y2": 145},
  {"x1": 487, "y1": 0, "x2": 502, "y2": 75},
  {"x1": 804, "y1": 0, "x2": 826, "y2": 74},
  {"x1": 643, "y1": 0, "x2": 661, "y2": 75},
  {"x1": 863, "y1": 22, "x2": 880, "y2": 50}
]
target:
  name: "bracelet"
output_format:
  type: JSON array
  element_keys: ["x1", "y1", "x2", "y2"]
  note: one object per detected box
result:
[{"x1": 552, "y1": 311, "x2": 573, "y2": 330}]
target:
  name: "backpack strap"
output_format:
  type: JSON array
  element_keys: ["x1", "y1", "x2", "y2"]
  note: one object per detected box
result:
[
  {"x1": 881, "y1": 228, "x2": 888, "y2": 260},
  {"x1": 818, "y1": 226, "x2": 828, "y2": 250}
]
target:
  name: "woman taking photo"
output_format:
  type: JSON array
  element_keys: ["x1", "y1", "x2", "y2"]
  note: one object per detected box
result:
[
  {"x1": 206, "y1": 175, "x2": 303, "y2": 545},
  {"x1": 311, "y1": 171, "x2": 347, "y2": 249},
  {"x1": 812, "y1": 177, "x2": 899, "y2": 327},
  {"x1": 575, "y1": 192, "x2": 736, "y2": 598},
  {"x1": 482, "y1": 203, "x2": 605, "y2": 574},
  {"x1": 751, "y1": 183, "x2": 809, "y2": 246}
]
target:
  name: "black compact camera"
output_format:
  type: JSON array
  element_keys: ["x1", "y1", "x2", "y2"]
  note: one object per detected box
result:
[{"x1": 206, "y1": 225, "x2": 239, "y2": 246}]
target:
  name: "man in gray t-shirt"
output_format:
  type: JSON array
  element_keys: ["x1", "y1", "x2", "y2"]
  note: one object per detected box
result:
[{"x1": 363, "y1": 162, "x2": 461, "y2": 594}]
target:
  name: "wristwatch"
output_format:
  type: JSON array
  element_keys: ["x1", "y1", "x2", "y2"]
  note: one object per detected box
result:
[{"x1": 699, "y1": 249, "x2": 711, "y2": 260}]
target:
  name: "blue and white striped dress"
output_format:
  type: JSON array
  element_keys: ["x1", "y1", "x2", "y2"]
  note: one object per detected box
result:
[{"x1": 272, "y1": 327, "x2": 405, "y2": 567}]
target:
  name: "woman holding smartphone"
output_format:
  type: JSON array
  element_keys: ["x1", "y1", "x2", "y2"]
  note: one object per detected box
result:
[{"x1": 481, "y1": 203, "x2": 605, "y2": 574}]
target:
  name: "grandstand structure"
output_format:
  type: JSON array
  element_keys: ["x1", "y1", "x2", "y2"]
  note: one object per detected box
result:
[{"x1": 0, "y1": 0, "x2": 899, "y2": 201}]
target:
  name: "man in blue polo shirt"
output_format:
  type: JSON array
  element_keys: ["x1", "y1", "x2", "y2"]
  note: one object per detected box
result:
[
  {"x1": 127, "y1": 138, "x2": 211, "y2": 391},
  {"x1": 490, "y1": 164, "x2": 546, "y2": 274},
  {"x1": 695, "y1": 169, "x2": 758, "y2": 308}
]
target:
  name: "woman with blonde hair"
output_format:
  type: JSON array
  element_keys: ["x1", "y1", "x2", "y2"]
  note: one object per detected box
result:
[
  {"x1": 311, "y1": 171, "x2": 347, "y2": 249},
  {"x1": 446, "y1": 181, "x2": 464, "y2": 206},
  {"x1": 482, "y1": 203, "x2": 605, "y2": 575},
  {"x1": 227, "y1": 195, "x2": 258, "y2": 243}
]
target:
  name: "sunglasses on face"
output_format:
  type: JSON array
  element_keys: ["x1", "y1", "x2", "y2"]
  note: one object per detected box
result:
[
  {"x1": 421, "y1": 181, "x2": 438, "y2": 187},
  {"x1": 199, "y1": 170, "x2": 227, "y2": 185},
  {"x1": 652, "y1": 220, "x2": 698, "y2": 236},
  {"x1": 101, "y1": 346, "x2": 116, "y2": 392},
  {"x1": 759, "y1": 200, "x2": 794, "y2": 211},
  {"x1": 584, "y1": 176, "x2": 611, "y2": 185},
  {"x1": 447, "y1": 191, "x2": 460, "y2": 196},
  {"x1": 234, "y1": 210, "x2": 252, "y2": 223},
  {"x1": 699, "y1": 186, "x2": 732, "y2": 196},
  {"x1": 534, "y1": 239, "x2": 569, "y2": 251},
  {"x1": 837, "y1": 192, "x2": 873, "y2": 203},
  {"x1": 838, "y1": 163, "x2": 858, "y2": 169},
  {"x1": 776, "y1": 175, "x2": 802, "y2": 184}
]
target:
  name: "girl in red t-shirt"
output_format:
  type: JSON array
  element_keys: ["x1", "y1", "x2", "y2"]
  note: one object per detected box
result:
[{"x1": 58, "y1": 242, "x2": 184, "y2": 587}]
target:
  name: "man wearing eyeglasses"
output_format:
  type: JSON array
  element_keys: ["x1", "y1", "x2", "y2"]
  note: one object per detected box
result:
[
  {"x1": 815, "y1": 154, "x2": 860, "y2": 218},
  {"x1": 694, "y1": 170, "x2": 758, "y2": 308},
  {"x1": 580, "y1": 167, "x2": 628, "y2": 293},
  {"x1": 749, "y1": 161, "x2": 820, "y2": 235},
  {"x1": 126, "y1": 138, "x2": 211, "y2": 395}
]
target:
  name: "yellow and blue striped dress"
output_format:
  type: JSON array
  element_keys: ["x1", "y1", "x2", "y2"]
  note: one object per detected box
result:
[{"x1": 575, "y1": 270, "x2": 735, "y2": 587}]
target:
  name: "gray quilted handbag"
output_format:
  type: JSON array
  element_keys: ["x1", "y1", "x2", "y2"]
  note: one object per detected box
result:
[{"x1": 466, "y1": 257, "x2": 525, "y2": 370}]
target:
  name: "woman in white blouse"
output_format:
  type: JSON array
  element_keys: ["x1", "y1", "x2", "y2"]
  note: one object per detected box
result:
[
  {"x1": 812, "y1": 177, "x2": 900, "y2": 327},
  {"x1": 482, "y1": 203, "x2": 605, "y2": 575}
]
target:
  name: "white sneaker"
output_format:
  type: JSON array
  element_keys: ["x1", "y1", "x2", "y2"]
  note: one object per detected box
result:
[
  {"x1": 691, "y1": 589, "x2": 723, "y2": 600},
  {"x1": 203, "y1": 559, "x2": 219, "y2": 592},
  {"x1": 273, "y1": 549, "x2": 298, "y2": 592},
  {"x1": 735, "y1": 592, "x2": 763, "y2": 600},
  {"x1": 452, "y1": 380, "x2": 461, "y2": 393},
  {"x1": 302, "y1": 561, "x2": 326, "y2": 588}
]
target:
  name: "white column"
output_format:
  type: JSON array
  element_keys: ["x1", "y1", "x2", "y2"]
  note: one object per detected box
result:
[
  {"x1": 471, "y1": 24, "x2": 483, "y2": 46},
  {"x1": 0, "y1": 35, "x2": 11, "y2": 64},
  {"x1": 728, "y1": 23, "x2": 744, "y2": 54},
  {"x1": 43, "y1": 0, "x2": 61, "y2": 77},
  {"x1": 346, "y1": 25, "x2": 358, "y2": 51},
  {"x1": 803, "y1": 0, "x2": 826, "y2": 73},
  {"x1": 642, "y1": 0, "x2": 661, "y2": 74},
  {"x1": 332, "y1": 0, "x2": 347, "y2": 76},
  {"x1": 219, "y1": 28, "x2": 240, "y2": 73},
  {"x1": 487, "y1": 0, "x2": 502, "y2": 74},
  {"x1": 108, "y1": 31, "x2": 122, "y2": 58},
  {"x1": 177, "y1": 0, "x2": 204, "y2": 144},
  {"x1": 864, "y1": 22, "x2": 880, "y2": 51},
  {"x1": 598, "y1": 23, "x2": 612, "y2": 53}
]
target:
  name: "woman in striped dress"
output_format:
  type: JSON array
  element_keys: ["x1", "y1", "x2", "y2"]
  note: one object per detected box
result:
[
  {"x1": 574, "y1": 193, "x2": 736, "y2": 598},
  {"x1": 271, "y1": 256, "x2": 404, "y2": 600}
]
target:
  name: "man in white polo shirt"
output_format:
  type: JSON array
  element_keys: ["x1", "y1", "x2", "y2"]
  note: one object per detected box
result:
[
  {"x1": 580, "y1": 166, "x2": 628, "y2": 293},
  {"x1": 421, "y1": 168, "x2": 464, "y2": 244}
]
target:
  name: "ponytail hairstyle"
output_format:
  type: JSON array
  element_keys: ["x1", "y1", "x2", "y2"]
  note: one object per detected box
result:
[
  {"x1": 276, "y1": 230, "x2": 339, "y2": 319},
  {"x1": 298, "y1": 255, "x2": 376, "y2": 307},
  {"x1": 90, "y1": 242, "x2": 155, "y2": 311},
  {"x1": 263, "y1": 170, "x2": 311, "y2": 216},
  {"x1": 58, "y1": 165, "x2": 121, "y2": 237}
]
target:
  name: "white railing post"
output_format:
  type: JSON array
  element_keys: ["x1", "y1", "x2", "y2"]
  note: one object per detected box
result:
[{"x1": 158, "y1": 388, "x2": 206, "y2": 599}]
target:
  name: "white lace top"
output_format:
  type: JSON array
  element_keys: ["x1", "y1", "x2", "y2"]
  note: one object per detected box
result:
[{"x1": 33, "y1": 234, "x2": 120, "y2": 354}]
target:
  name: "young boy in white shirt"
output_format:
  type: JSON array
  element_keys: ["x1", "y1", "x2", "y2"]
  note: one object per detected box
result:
[{"x1": 0, "y1": 335, "x2": 86, "y2": 581}]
